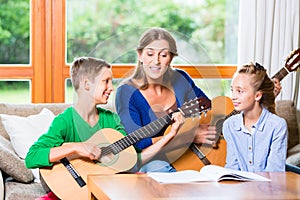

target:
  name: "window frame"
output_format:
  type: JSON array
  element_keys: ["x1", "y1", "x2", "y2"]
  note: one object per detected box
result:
[{"x1": 0, "y1": 0, "x2": 236, "y2": 103}]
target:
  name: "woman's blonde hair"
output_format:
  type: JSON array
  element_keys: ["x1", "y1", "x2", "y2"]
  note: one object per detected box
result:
[
  {"x1": 236, "y1": 62, "x2": 275, "y2": 114},
  {"x1": 128, "y1": 27, "x2": 178, "y2": 89},
  {"x1": 70, "y1": 57, "x2": 111, "y2": 91}
]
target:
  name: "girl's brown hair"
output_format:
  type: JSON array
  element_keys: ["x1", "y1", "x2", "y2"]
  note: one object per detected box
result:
[{"x1": 236, "y1": 62, "x2": 276, "y2": 114}]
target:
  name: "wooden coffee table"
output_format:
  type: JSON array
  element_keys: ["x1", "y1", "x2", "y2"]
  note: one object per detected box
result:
[{"x1": 87, "y1": 172, "x2": 300, "y2": 200}]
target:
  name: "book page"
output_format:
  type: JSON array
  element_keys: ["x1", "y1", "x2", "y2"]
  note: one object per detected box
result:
[
  {"x1": 147, "y1": 165, "x2": 271, "y2": 183},
  {"x1": 200, "y1": 165, "x2": 271, "y2": 181},
  {"x1": 147, "y1": 170, "x2": 215, "y2": 183}
]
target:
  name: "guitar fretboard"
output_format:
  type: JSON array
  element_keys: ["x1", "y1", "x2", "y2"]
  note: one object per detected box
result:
[
  {"x1": 101, "y1": 113, "x2": 173, "y2": 156},
  {"x1": 272, "y1": 67, "x2": 289, "y2": 81},
  {"x1": 100, "y1": 97, "x2": 210, "y2": 157}
]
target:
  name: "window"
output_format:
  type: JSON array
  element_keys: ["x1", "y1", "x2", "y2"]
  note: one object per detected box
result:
[
  {"x1": 0, "y1": 1, "x2": 30, "y2": 64},
  {"x1": 67, "y1": 0, "x2": 239, "y2": 64},
  {"x1": 0, "y1": 0, "x2": 238, "y2": 103},
  {"x1": 0, "y1": 0, "x2": 30, "y2": 103},
  {"x1": 66, "y1": 0, "x2": 239, "y2": 103},
  {"x1": 0, "y1": 80, "x2": 30, "y2": 103}
]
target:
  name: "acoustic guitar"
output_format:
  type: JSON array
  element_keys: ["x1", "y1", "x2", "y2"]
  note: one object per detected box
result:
[
  {"x1": 170, "y1": 48, "x2": 300, "y2": 171},
  {"x1": 39, "y1": 97, "x2": 211, "y2": 200}
]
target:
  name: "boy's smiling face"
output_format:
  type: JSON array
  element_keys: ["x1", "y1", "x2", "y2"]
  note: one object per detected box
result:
[{"x1": 90, "y1": 67, "x2": 114, "y2": 104}]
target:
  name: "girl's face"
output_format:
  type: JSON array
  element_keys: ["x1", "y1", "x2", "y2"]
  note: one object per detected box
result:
[
  {"x1": 90, "y1": 67, "x2": 114, "y2": 104},
  {"x1": 138, "y1": 39, "x2": 172, "y2": 81},
  {"x1": 230, "y1": 73, "x2": 262, "y2": 112}
]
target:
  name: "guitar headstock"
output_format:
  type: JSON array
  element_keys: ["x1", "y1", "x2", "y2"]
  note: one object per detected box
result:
[
  {"x1": 179, "y1": 97, "x2": 211, "y2": 118},
  {"x1": 285, "y1": 48, "x2": 300, "y2": 72}
]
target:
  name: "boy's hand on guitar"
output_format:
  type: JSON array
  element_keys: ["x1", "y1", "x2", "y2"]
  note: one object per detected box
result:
[
  {"x1": 75, "y1": 142, "x2": 102, "y2": 160},
  {"x1": 273, "y1": 78, "x2": 282, "y2": 97},
  {"x1": 194, "y1": 124, "x2": 217, "y2": 145}
]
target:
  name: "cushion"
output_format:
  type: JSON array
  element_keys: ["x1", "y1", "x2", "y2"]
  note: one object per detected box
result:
[
  {"x1": 0, "y1": 169, "x2": 4, "y2": 200},
  {"x1": 275, "y1": 100, "x2": 299, "y2": 149},
  {"x1": 286, "y1": 144, "x2": 300, "y2": 167},
  {"x1": 0, "y1": 135, "x2": 33, "y2": 183},
  {"x1": 5, "y1": 181, "x2": 46, "y2": 200},
  {"x1": 0, "y1": 108, "x2": 55, "y2": 159},
  {"x1": 0, "y1": 103, "x2": 70, "y2": 140}
]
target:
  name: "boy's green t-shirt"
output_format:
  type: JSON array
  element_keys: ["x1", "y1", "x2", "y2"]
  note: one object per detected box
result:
[{"x1": 25, "y1": 107, "x2": 127, "y2": 169}]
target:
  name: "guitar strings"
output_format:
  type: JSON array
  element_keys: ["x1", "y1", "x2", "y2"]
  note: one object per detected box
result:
[
  {"x1": 100, "y1": 98, "x2": 209, "y2": 158},
  {"x1": 100, "y1": 114, "x2": 172, "y2": 157}
]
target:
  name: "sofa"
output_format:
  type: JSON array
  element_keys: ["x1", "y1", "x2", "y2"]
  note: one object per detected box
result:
[
  {"x1": 0, "y1": 100, "x2": 299, "y2": 200},
  {"x1": 0, "y1": 103, "x2": 71, "y2": 200}
]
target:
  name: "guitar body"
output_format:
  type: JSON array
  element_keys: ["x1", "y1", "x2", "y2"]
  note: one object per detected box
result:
[
  {"x1": 39, "y1": 128, "x2": 137, "y2": 200},
  {"x1": 171, "y1": 96, "x2": 234, "y2": 171},
  {"x1": 171, "y1": 139, "x2": 227, "y2": 171}
]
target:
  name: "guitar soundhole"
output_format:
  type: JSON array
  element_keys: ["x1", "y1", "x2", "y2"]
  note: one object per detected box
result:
[{"x1": 95, "y1": 144, "x2": 119, "y2": 167}]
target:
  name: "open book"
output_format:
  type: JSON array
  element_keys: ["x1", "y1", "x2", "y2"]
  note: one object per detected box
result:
[{"x1": 147, "y1": 165, "x2": 271, "y2": 183}]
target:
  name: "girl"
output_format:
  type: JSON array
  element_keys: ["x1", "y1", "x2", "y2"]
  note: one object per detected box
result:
[{"x1": 223, "y1": 62, "x2": 287, "y2": 172}]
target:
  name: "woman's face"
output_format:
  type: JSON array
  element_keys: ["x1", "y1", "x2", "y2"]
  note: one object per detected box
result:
[{"x1": 138, "y1": 39, "x2": 172, "y2": 82}]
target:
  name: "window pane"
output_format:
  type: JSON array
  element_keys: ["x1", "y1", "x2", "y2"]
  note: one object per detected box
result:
[
  {"x1": 0, "y1": 0, "x2": 30, "y2": 64},
  {"x1": 65, "y1": 79, "x2": 74, "y2": 104},
  {"x1": 194, "y1": 79, "x2": 231, "y2": 99},
  {"x1": 0, "y1": 80, "x2": 30, "y2": 103},
  {"x1": 66, "y1": 0, "x2": 239, "y2": 65}
]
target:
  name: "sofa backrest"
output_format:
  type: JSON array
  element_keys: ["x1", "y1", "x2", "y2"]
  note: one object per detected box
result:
[{"x1": 0, "y1": 101, "x2": 298, "y2": 150}]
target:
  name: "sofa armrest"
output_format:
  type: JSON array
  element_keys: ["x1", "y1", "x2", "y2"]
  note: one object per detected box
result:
[{"x1": 0, "y1": 170, "x2": 4, "y2": 200}]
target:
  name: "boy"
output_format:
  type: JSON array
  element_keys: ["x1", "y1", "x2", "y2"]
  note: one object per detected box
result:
[{"x1": 25, "y1": 57, "x2": 128, "y2": 199}]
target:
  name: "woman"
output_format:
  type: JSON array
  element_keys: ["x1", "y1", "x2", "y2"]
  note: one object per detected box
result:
[{"x1": 115, "y1": 27, "x2": 216, "y2": 172}]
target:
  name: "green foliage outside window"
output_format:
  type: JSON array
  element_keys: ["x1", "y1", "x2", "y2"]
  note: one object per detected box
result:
[
  {"x1": 66, "y1": 0, "x2": 235, "y2": 65},
  {"x1": 0, "y1": 0, "x2": 30, "y2": 64},
  {"x1": 0, "y1": 0, "x2": 238, "y2": 102}
]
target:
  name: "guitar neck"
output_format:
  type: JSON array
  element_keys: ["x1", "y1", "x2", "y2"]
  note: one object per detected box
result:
[
  {"x1": 101, "y1": 97, "x2": 211, "y2": 157},
  {"x1": 225, "y1": 109, "x2": 240, "y2": 120},
  {"x1": 102, "y1": 113, "x2": 173, "y2": 156},
  {"x1": 271, "y1": 67, "x2": 289, "y2": 81}
]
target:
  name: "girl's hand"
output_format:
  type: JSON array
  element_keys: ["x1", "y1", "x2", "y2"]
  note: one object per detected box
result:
[
  {"x1": 194, "y1": 124, "x2": 217, "y2": 145},
  {"x1": 273, "y1": 78, "x2": 282, "y2": 97}
]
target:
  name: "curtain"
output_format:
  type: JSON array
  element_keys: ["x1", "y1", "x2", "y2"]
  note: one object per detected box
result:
[{"x1": 237, "y1": 0, "x2": 300, "y2": 114}]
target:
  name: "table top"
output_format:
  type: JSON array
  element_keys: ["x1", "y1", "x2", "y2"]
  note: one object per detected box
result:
[{"x1": 87, "y1": 172, "x2": 300, "y2": 200}]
